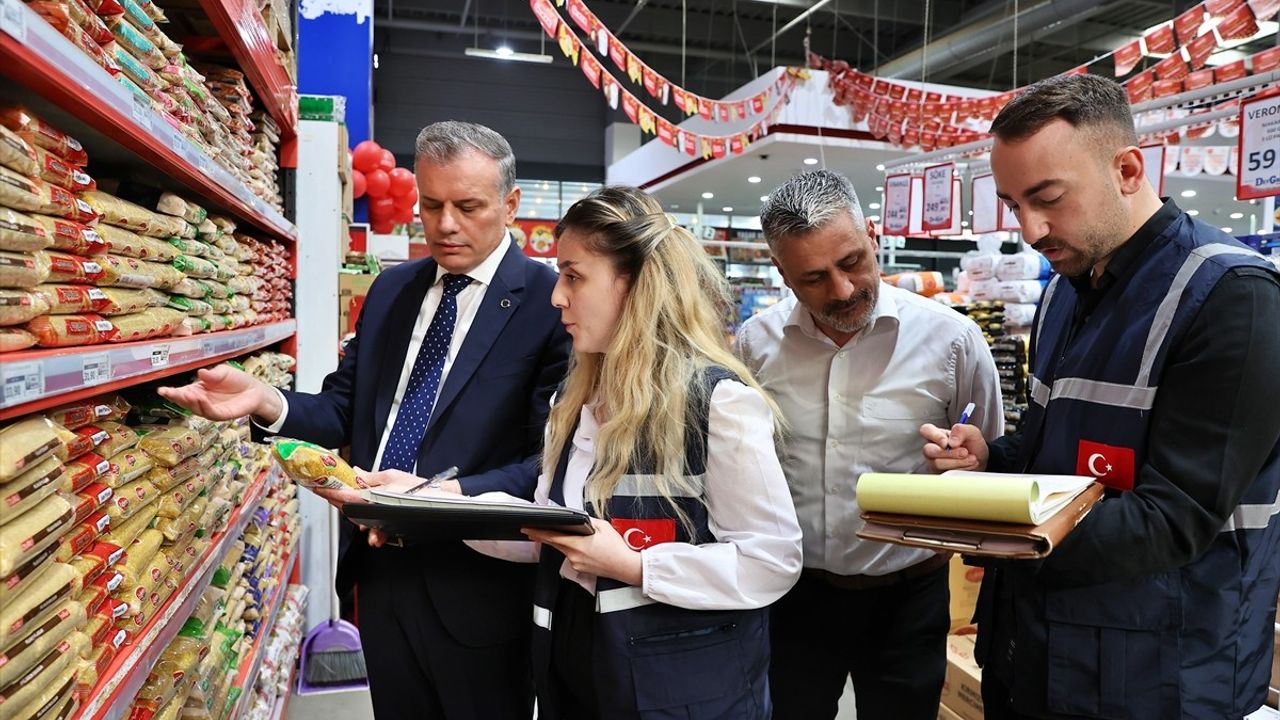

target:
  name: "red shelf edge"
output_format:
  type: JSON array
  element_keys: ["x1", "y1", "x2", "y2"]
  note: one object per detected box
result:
[{"x1": 195, "y1": 0, "x2": 298, "y2": 139}]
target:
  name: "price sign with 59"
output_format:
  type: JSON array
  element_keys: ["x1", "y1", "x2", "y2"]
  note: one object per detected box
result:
[{"x1": 1237, "y1": 91, "x2": 1280, "y2": 200}]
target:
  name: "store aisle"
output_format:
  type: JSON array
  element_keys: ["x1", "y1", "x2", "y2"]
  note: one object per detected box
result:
[{"x1": 285, "y1": 680, "x2": 860, "y2": 719}]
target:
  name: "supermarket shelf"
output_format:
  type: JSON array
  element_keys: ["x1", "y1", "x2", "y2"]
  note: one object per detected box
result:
[
  {"x1": 195, "y1": 0, "x2": 297, "y2": 138},
  {"x1": 269, "y1": 662, "x2": 299, "y2": 720},
  {"x1": 0, "y1": 320, "x2": 296, "y2": 420},
  {"x1": 228, "y1": 542, "x2": 298, "y2": 720},
  {"x1": 80, "y1": 465, "x2": 279, "y2": 720},
  {"x1": 0, "y1": 0, "x2": 297, "y2": 243}
]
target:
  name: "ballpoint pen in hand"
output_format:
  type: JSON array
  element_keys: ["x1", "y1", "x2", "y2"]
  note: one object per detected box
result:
[
  {"x1": 405, "y1": 465, "x2": 460, "y2": 495},
  {"x1": 943, "y1": 402, "x2": 977, "y2": 451}
]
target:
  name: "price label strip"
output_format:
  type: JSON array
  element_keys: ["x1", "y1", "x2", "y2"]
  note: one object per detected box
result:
[
  {"x1": 922, "y1": 163, "x2": 955, "y2": 232},
  {"x1": 0, "y1": 0, "x2": 27, "y2": 42},
  {"x1": 1237, "y1": 91, "x2": 1280, "y2": 201},
  {"x1": 82, "y1": 352, "x2": 111, "y2": 385},
  {"x1": 2, "y1": 361, "x2": 44, "y2": 406},
  {"x1": 151, "y1": 344, "x2": 170, "y2": 368}
]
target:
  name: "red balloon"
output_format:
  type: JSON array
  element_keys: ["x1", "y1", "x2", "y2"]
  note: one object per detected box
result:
[
  {"x1": 388, "y1": 167, "x2": 416, "y2": 198},
  {"x1": 352, "y1": 140, "x2": 382, "y2": 174},
  {"x1": 365, "y1": 169, "x2": 391, "y2": 197},
  {"x1": 352, "y1": 170, "x2": 367, "y2": 199},
  {"x1": 378, "y1": 149, "x2": 395, "y2": 172},
  {"x1": 393, "y1": 191, "x2": 418, "y2": 209},
  {"x1": 370, "y1": 196, "x2": 395, "y2": 218},
  {"x1": 393, "y1": 205, "x2": 415, "y2": 224},
  {"x1": 371, "y1": 220, "x2": 395, "y2": 234}
]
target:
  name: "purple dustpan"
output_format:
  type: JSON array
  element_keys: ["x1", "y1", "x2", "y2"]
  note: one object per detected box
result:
[{"x1": 297, "y1": 505, "x2": 369, "y2": 695}]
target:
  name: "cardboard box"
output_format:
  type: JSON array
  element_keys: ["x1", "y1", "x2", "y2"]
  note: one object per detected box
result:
[
  {"x1": 937, "y1": 704, "x2": 964, "y2": 720},
  {"x1": 338, "y1": 273, "x2": 376, "y2": 336},
  {"x1": 941, "y1": 634, "x2": 984, "y2": 720},
  {"x1": 949, "y1": 556, "x2": 984, "y2": 632}
]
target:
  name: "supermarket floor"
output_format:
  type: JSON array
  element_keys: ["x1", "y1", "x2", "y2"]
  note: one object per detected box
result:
[{"x1": 286, "y1": 679, "x2": 861, "y2": 718}]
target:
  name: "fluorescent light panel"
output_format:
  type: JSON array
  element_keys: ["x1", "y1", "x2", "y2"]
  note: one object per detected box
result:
[{"x1": 465, "y1": 47, "x2": 554, "y2": 64}]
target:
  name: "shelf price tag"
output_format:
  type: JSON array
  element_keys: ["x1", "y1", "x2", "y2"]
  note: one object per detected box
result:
[
  {"x1": 0, "y1": 0, "x2": 27, "y2": 42},
  {"x1": 882, "y1": 174, "x2": 912, "y2": 236},
  {"x1": 1237, "y1": 91, "x2": 1280, "y2": 200},
  {"x1": 130, "y1": 92, "x2": 152, "y2": 132},
  {"x1": 81, "y1": 352, "x2": 111, "y2": 385},
  {"x1": 150, "y1": 344, "x2": 170, "y2": 368},
  {"x1": 922, "y1": 163, "x2": 955, "y2": 232},
  {"x1": 2, "y1": 361, "x2": 43, "y2": 406}
]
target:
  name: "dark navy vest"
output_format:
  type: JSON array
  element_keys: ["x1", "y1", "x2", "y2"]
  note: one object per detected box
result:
[
  {"x1": 986, "y1": 214, "x2": 1280, "y2": 719},
  {"x1": 531, "y1": 367, "x2": 772, "y2": 720}
]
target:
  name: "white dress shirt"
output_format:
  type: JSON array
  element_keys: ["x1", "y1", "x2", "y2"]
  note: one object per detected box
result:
[
  {"x1": 264, "y1": 235, "x2": 512, "y2": 473},
  {"x1": 471, "y1": 380, "x2": 804, "y2": 610},
  {"x1": 737, "y1": 282, "x2": 1003, "y2": 577}
]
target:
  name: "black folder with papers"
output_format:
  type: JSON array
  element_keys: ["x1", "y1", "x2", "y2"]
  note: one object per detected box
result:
[{"x1": 343, "y1": 494, "x2": 595, "y2": 542}]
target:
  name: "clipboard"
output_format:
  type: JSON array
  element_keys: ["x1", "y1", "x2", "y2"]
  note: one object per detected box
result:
[
  {"x1": 342, "y1": 499, "x2": 596, "y2": 542},
  {"x1": 857, "y1": 482, "x2": 1105, "y2": 559}
]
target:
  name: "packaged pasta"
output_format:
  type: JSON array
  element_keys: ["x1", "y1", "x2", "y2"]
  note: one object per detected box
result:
[
  {"x1": 0, "y1": 417, "x2": 62, "y2": 483},
  {"x1": 0, "y1": 289, "x2": 50, "y2": 326},
  {"x1": 143, "y1": 455, "x2": 198, "y2": 492},
  {"x1": 101, "y1": 503, "x2": 152, "y2": 549},
  {"x1": 96, "y1": 224, "x2": 177, "y2": 261},
  {"x1": 80, "y1": 190, "x2": 158, "y2": 236},
  {"x1": 0, "y1": 542, "x2": 57, "y2": 603},
  {"x1": 114, "y1": 528, "x2": 161, "y2": 583},
  {"x1": 168, "y1": 277, "x2": 206, "y2": 299},
  {"x1": 0, "y1": 125, "x2": 38, "y2": 177},
  {"x1": 25, "y1": 313, "x2": 108, "y2": 347},
  {"x1": 29, "y1": 0, "x2": 113, "y2": 44},
  {"x1": 104, "y1": 307, "x2": 183, "y2": 342},
  {"x1": 53, "y1": 510, "x2": 109, "y2": 563},
  {"x1": 0, "y1": 251, "x2": 50, "y2": 288},
  {"x1": 0, "y1": 109, "x2": 88, "y2": 166},
  {"x1": 77, "y1": 643, "x2": 117, "y2": 699},
  {"x1": 29, "y1": 284, "x2": 105, "y2": 314},
  {"x1": 0, "y1": 457, "x2": 64, "y2": 525},
  {"x1": 0, "y1": 599, "x2": 84, "y2": 689},
  {"x1": 91, "y1": 421, "x2": 139, "y2": 457},
  {"x1": 271, "y1": 439, "x2": 359, "y2": 490},
  {"x1": 60, "y1": 454, "x2": 109, "y2": 495},
  {"x1": 137, "y1": 426, "x2": 201, "y2": 468},
  {"x1": 0, "y1": 637, "x2": 83, "y2": 719},
  {"x1": 51, "y1": 423, "x2": 98, "y2": 462},
  {"x1": 0, "y1": 208, "x2": 51, "y2": 253},
  {"x1": 70, "y1": 483, "x2": 112, "y2": 525},
  {"x1": 97, "y1": 287, "x2": 155, "y2": 315},
  {"x1": 104, "y1": 41, "x2": 160, "y2": 93},
  {"x1": 0, "y1": 167, "x2": 97, "y2": 223},
  {"x1": 167, "y1": 296, "x2": 211, "y2": 316},
  {"x1": 156, "y1": 193, "x2": 207, "y2": 224},
  {"x1": 104, "y1": 478, "x2": 159, "y2": 523},
  {"x1": 104, "y1": 447, "x2": 152, "y2": 486},
  {"x1": 32, "y1": 215, "x2": 105, "y2": 255},
  {"x1": 29, "y1": 147, "x2": 94, "y2": 194},
  {"x1": 46, "y1": 13, "x2": 122, "y2": 77},
  {"x1": 0, "y1": 560, "x2": 76, "y2": 647},
  {"x1": 45, "y1": 396, "x2": 129, "y2": 431},
  {"x1": 171, "y1": 254, "x2": 216, "y2": 279},
  {"x1": 103, "y1": 14, "x2": 165, "y2": 69},
  {"x1": 42, "y1": 251, "x2": 104, "y2": 283}
]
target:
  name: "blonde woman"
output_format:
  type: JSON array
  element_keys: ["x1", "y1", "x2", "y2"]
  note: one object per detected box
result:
[{"x1": 515, "y1": 186, "x2": 802, "y2": 720}]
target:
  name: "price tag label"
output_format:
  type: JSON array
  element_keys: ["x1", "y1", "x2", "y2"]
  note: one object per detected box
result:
[
  {"x1": 1237, "y1": 91, "x2": 1280, "y2": 200},
  {"x1": 0, "y1": 0, "x2": 27, "y2": 42},
  {"x1": 150, "y1": 345, "x2": 170, "y2": 368},
  {"x1": 882, "y1": 174, "x2": 912, "y2": 235},
  {"x1": 2, "y1": 361, "x2": 43, "y2": 406},
  {"x1": 130, "y1": 92, "x2": 152, "y2": 132},
  {"x1": 922, "y1": 163, "x2": 954, "y2": 232},
  {"x1": 82, "y1": 352, "x2": 111, "y2": 385}
]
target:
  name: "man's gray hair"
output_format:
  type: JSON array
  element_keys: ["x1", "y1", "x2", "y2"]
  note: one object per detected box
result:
[
  {"x1": 414, "y1": 121, "x2": 517, "y2": 196},
  {"x1": 760, "y1": 170, "x2": 866, "y2": 249}
]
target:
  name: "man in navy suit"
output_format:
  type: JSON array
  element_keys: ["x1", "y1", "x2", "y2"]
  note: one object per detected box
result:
[{"x1": 160, "y1": 121, "x2": 571, "y2": 719}]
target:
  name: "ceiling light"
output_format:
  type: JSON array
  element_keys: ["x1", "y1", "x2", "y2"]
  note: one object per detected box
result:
[
  {"x1": 1230, "y1": 212, "x2": 1244, "y2": 219},
  {"x1": 701, "y1": 192, "x2": 714, "y2": 199},
  {"x1": 465, "y1": 47, "x2": 554, "y2": 63},
  {"x1": 748, "y1": 176, "x2": 762, "y2": 183},
  {"x1": 671, "y1": 204, "x2": 680, "y2": 209},
  {"x1": 803, "y1": 158, "x2": 819, "y2": 165},
  {"x1": 722, "y1": 206, "x2": 734, "y2": 212},
  {"x1": 760, "y1": 195, "x2": 769, "y2": 202},
  {"x1": 875, "y1": 186, "x2": 883, "y2": 192},
  {"x1": 1221, "y1": 227, "x2": 1233, "y2": 233},
  {"x1": 961, "y1": 221, "x2": 970, "y2": 227},
  {"x1": 868, "y1": 215, "x2": 880, "y2": 222},
  {"x1": 1180, "y1": 189, "x2": 1197, "y2": 198},
  {"x1": 875, "y1": 164, "x2": 885, "y2": 172},
  {"x1": 1187, "y1": 209, "x2": 1200, "y2": 216},
  {"x1": 869, "y1": 203, "x2": 881, "y2": 210}
]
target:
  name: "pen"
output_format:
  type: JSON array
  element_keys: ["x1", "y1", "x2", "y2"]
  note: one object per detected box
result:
[
  {"x1": 405, "y1": 466, "x2": 460, "y2": 495},
  {"x1": 944, "y1": 402, "x2": 976, "y2": 451}
]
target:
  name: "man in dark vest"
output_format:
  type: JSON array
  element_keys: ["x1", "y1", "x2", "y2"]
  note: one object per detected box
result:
[{"x1": 921, "y1": 73, "x2": 1280, "y2": 719}]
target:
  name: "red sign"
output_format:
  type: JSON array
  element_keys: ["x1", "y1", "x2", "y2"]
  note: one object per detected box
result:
[
  {"x1": 1127, "y1": 71, "x2": 1154, "y2": 103},
  {"x1": 717, "y1": 103, "x2": 730, "y2": 122},
  {"x1": 1217, "y1": 3, "x2": 1260, "y2": 39},
  {"x1": 1154, "y1": 78, "x2": 1184, "y2": 97},
  {"x1": 610, "y1": 518, "x2": 676, "y2": 550},
  {"x1": 733, "y1": 101, "x2": 747, "y2": 119},
  {"x1": 657, "y1": 118, "x2": 675, "y2": 146},
  {"x1": 907, "y1": 88, "x2": 923, "y2": 103},
  {"x1": 1215, "y1": 59, "x2": 1248, "y2": 81},
  {"x1": 889, "y1": 84, "x2": 907, "y2": 100},
  {"x1": 1153, "y1": 54, "x2": 1189, "y2": 81},
  {"x1": 872, "y1": 79, "x2": 889, "y2": 96},
  {"x1": 752, "y1": 92, "x2": 766, "y2": 114},
  {"x1": 1144, "y1": 23, "x2": 1176, "y2": 54},
  {"x1": 642, "y1": 67, "x2": 659, "y2": 97},
  {"x1": 1173, "y1": 7, "x2": 1205, "y2": 46},
  {"x1": 1252, "y1": 46, "x2": 1280, "y2": 73},
  {"x1": 699, "y1": 98, "x2": 713, "y2": 120},
  {"x1": 711, "y1": 138, "x2": 726, "y2": 158},
  {"x1": 530, "y1": 0, "x2": 560, "y2": 37},
  {"x1": 566, "y1": 0, "x2": 593, "y2": 33},
  {"x1": 1185, "y1": 31, "x2": 1217, "y2": 70},
  {"x1": 682, "y1": 131, "x2": 697, "y2": 156},
  {"x1": 608, "y1": 37, "x2": 627, "y2": 71},
  {"x1": 1249, "y1": 0, "x2": 1279, "y2": 20},
  {"x1": 513, "y1": 219, "x2": 558, "y2": 258},
  {"x1": 1206, "y1": 0, "x2": 1244, "y2": 16},
  {"x1": 621, "y1": 91, "x2": 639, "y2": 123},
  {"x1": 1114, "y1": 40, "x2": 1143, "y2": 77},
  {"x1": 579, "y1": 53, "x2": 601, "y2": 89},
  {"x1": 730, "y1": 135, "x2": 745, "y2": 155},
  {"x1": 1185, "y1": 69, "x2": 1214, "y2": 90},
  {"x1": 1076, "y1": 439, "x2": 1136, "y2": 491}
]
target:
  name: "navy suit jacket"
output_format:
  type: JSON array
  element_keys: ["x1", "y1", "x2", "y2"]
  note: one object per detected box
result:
[{"x1": 270, "y1": 241, "x2": 570, "y2": 645}]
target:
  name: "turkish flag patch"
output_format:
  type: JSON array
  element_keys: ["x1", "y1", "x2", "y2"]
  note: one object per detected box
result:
[
  {"x1": 610, "y1": 518, "x2": 676, "y2": 551},
  {"x1": 1075, "y1": 439, "x2": 1136, "y2": 491}
]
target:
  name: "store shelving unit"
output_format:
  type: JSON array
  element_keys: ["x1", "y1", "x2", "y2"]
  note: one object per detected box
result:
[
  {"x1": 79, "y1": 466, "x2": 279, "y2": 720},
  {"x1": 227, "y1": 547, "x2": 300, "y2": 720},
  {"x1": 195, "y1": 0, "x2": 298, "y2": 140},
  {"x1": 0, "y1": 0, "x2": 296, "y2": 242},
  {"x1": 0, "y1": 321, "x2": 297, "y2": 419}
]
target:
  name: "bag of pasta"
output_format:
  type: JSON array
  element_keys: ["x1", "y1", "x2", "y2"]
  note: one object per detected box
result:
[
  {"x1": 34, "y1": 215, "x2": 106, "y2": 255},
  {"x1": 0, "y1": 208, "x2": 52, "y2": 253},
  {"x1": 106, "y1": 307, "x2": 183, "y2": 342},
  {"x1": 97, "y1": 287, "x2": 155, "y2": 315},
  {"x1": 98, "y1": 223, "x2": 178, "y2": 262},
  {"x1": 42, "y1": 251, "x2": 105, "y2": 283},
  {"x1": 25, "y1": 313, "x2": 109, "y2": 347},
  {"x1": 0, "y1": 108, "x2": 88, "y2": 166},
  {"x1": 271, "y1": 439, "x2": 359, "y2": 490},
  {"x1": 0, "y1": 327, "x2": 36, "y2": 352},
  {"x1": 30, "y1": 145, "x2": 95, "y2": 193},
  {"x1": 0, "y1": 167, "x2": 97, "y2": 222},
  {"x1": 0, "y1": 288, "x2": 51, "y2": 326},
  {"x1": 137, "y1": 425, "x2": 201, "y2": 467},
  {"x1": 0, "y1": 250, "x2": 50, "y2": 288},
  {"x1": 0, "y1": 125, "x2": 38, "y2": 177}
]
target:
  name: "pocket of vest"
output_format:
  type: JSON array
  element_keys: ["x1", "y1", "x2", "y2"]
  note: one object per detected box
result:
[
  {"x1": 1043, "y1": 574, "x2": 1182, "y2": 719},
  {"x1": 629, "y1": 623, "x2": 737, "y2": 646},
  {"x1": 628, "y1": 631, "x2": 755, "y2": 714}
]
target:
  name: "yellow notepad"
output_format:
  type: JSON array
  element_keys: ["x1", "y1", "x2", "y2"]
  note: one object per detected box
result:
[{"x1": 857, "y1": 471, "x2": 1097, "y2": 525}]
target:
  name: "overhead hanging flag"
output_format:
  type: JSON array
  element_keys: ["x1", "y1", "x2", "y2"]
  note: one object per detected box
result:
[
  {"x1": 1173, "y1": 7, "x2": 1205, "y2": 46},
  {"x1": 580, "y1": 52, "x2": 602, "y2": 88},
  {"x1": 566, "y1": 0, "x2": 593, "y2": 32},
  {"x1": 621, "y1": 90, "x2": 640, "y2": 123},
  {"x1": 642, "y1": 67, "x2": 659, "y2": 97},
  {"x1": 557, "y1": 23, "x2": 581, "y2": 65},
  {"x1": 657, "y1": 118, "x2": 676, "y2": 146},
  {"x1": 625, "y1": 53, "x2": 643, "y2": 84},
  {"x1": 609, "y1": 36, "x2": 627, "y2": 71},
  {"x1": 1144, "y1": 23, "x2": 1177, "y2": 54},
  {"x1": 1216, "y1": 3, "x2": 1260, "y2": 39},
  {"x1": 1113, "y1": 40, "x2": 1143, "y2": 76},
  {"x1": 531, "y1": 0, "x2": 561, "y2": 38},
  {"x1": 1185, "y1": 30, "x2": 1217, "y2": 69},
  {"x1": 1153, "y1": 53, "x2": 1189, "y2": 81}
]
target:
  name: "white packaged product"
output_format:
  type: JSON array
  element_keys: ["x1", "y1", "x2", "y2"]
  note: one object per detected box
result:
[
  {"x1": 1004, "y1": 303, "x2": 1038, "y2": 328},
  {"x1": 995, "y1": 251, "x2": 1051, "y2": 281},
  {"x1": 997, "y1": 279, "x2": 1050, "y2": 304},
  {"x1": 959, "y1": 253, "x2": 999, "y2": 281}
]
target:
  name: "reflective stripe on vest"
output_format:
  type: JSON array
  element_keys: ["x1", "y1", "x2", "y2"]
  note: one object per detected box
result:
[
  {"x1": 596, "y1": 585, "x2": 656, "y2": 614},
  {"x1": 534, "y1": 604, "x2": 553, "y2": 630},
  {"x1": 1221, "y1": 488, "x2": 1280, "y2": 533},
  {"x1": 613, "y1": 473, "x2": 707, "y2": 498},
  {"x1": 1029, "y1": 375, "x2": 1157, "y2": 410},
  {"x1": 1034, "y1": 274, "x2": 1063, "y2": 353}
]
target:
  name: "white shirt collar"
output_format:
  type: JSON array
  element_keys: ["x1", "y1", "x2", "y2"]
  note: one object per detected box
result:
[
  {"x1": 784, "y1": 281, "x2": 899, "y2": 344},
  {"x1": 432, "y1": 232, "x2": 511, "y2": 288}
]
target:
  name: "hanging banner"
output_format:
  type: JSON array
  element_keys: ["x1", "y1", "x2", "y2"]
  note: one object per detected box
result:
[
  {"x1": 609, "y1": 37, "x2": 627, "y2": 71},
  {"x1": 580, "y1": 53, "x2": 602, "y2": 88},
  {"x1": 1127, "y1": 71, "x2": 1155, "y2": 103},
  {"x1": 625, "y1": 54, "x2": 642, "y2": 84},
  {"x1": 1249, "y1": 0, "x2": 1279, "y2": 20},
  {"x1": 621, "y1": 91, "x2": 640, "y2": 123},
  {"x1": 730, "y1": 134, "x2": 745, "y2": 155},
  {"x1": 656, "y1": 118, "x2": 675, "y2": 147},
  {"x1": 1173, "y1": 7, "x2": 1205, "y2": 46},
  {"x1": 1154, "y1": 54, "x2": 1189, "y2": 81},
  {"x1": 1217, "y1": 4, "x2": 1260, "y2": 39},
  {"x1": 595, "y1": 26, "x2": 609, "y2": 56},
  {"x1": 1237, "y1": 91, "x2": 1280, "y2": 199},
  {"x1": 1215, "y1": 59, "x2": 1248, "y2": 82},
  {"x1": 1180, "y1": 146, "x2": 1206, "y2": 175},
  {"x1": 557, "y1": 23, "x2": 581, "y2": 65},
  {"x1": 1114, "y1": 40, "x2": 1144, "y2": 77},
  {"x1": 637, "y1": 106, "x2": 656, "y2": 135},
  {"x1": 601, "y1": 74, "x2": 620, "y2": 110},
  {"x1": 922, "y1": 163, "x2": 955, "y2": 231},
  {"x1": 1204, "y1": 146, "x2": 1231, "y2": 175},
  {"x1": 1254, "y1": 47, "x2": 1280, "y2": 73},
  {"x1": 1186, "y1": 31, "x2": 1217, "y2": 70},
  {"x1": 1140, "y1": 144, "x2": 1168, "y2": 195},
  {"x1": 1145, "y1": 23, "x2": 1177, "y2": 54},
  {"x1": 717, "y1": 103, "x2": 731, "y2": 122},
  {"x1": 642, "y1": 67, "x2": 659, "y2": 97},
  {"x1": 699, "y1": 98, "x2": 713, "y2": 120},
  {"x1": 971, "y1": 174, "x2": 1000, "y2": 234},
  {"x1": 1185, "y1": 68, "x2": 1215, "y2": 91},
  {"x1": 531, "y1": 0, "x2": 561, "y2": 37},
  {"x1": 681, "y1": 131, "x2": 697, "y2": 157},
  {"x1": 882, "y1": 174, "x2": 912, "y2": 235},
  {"x1": 566, "y1": 0, "x2": 592, "y2": 32},
  {"x1": 908, "y1": 177, "x2": 925, "y2": 236},
  {"x1": 1206, "y1": 0, "x2": 1244, "y2": 16}
]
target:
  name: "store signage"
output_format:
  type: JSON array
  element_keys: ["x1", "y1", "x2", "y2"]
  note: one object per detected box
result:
[
  {"x1": 908, "y1": 177, "x2": 925, "y2": 236},
  {"x1": 1251, "y1": 46, "x2": 1280, "y2": 74},
  {"x1": 971, "y1": 174, "x2": 999, "y2": 234},
  {"x1": 1173, "y1": 7, "x2": 1205, "y2": 46},
  {"x1": 1180, "y1": 146, "x2": 1206, "y2": 176},
  {"x1": 882, "y1": 174, "x2": 912, "y2": 235},
  {"x1": 1140, "y1": 145, "x2": 1167, "y2": 195},
  {"x1": 1186, "y1": 31, "x2": 1217, "y2": 70},
  {"x1": 1237, "y1": 91, "x2": 1280, "y2": 200},
  {"x1": 1144, "y1": 23, "x2": 1177, "y2": 55},
  {"x1": 1250, "y1": 0, "x2": 1279, "y2": 21},
  {"x1": 922, "y1": 163, "x2": 955, "y2": 232},
  {"x1": 1114, "y1": 40, "x2": 1143, "y2": 77},
  {"x1": 1216, "y1": 4, "x2": 1259, "y2": 39},
  {"x1": 1203, "y1": 146, "x2": 1231, "y2": 175}
]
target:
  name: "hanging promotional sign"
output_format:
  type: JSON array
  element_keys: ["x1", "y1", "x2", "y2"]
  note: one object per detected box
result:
[
  {"x1": 1237, "y1": 90, "x2": 1280, "y2": 200},
  {"x1": 1140, "y1": 144, "x2": 1168, "y2": 195},
  {"x1": 971, "y1": 174, "x2": 1000, "y2": 234},
  {"x1": 1180, "y1": 146, "x2": 1206, "y2": 176},
  {"x1": 922, "y1": 163, "x2": 955, "y2": 232},
  {"x1": 908, "y1": 177, "x2": 925, "y2": 236},
  {"x1": 882, "y1": 174, "x2": 912, "y2": 235},
  {"x1": 1203, "y1": 146, "x2": 1231, "y2": 175}
]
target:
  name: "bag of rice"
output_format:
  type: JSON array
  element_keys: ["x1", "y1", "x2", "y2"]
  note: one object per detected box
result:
[
  {"x1": 29, "y1": 284, "x2": 104, "y2": 314},
  {"x1": 0, "y1": 456, "x2": 63, "y2": 526},
  {"x1": 137, "y1": 426, "x2": 201, "y2": 468},
  {"x1": 60, "y1": 453, "x2": 108, "y2": 495},
  {"x1": 271, "y1": 439, "x2": 359, "y2": 490},
  {"x1": 97, "y1": 224, "x2": 177, "y2": 261},
  {"x1": 100, "y1": 503, "x2": 153, "y2": 550},
  {"x1": 86, "y1": 421, "x2": 138, "y2": 458},
  {"x1": 103, "y1": 14, "x2": 165, "y2": 69},
  {"x1": 0, "y1": 327, "x2": 37, "y2": 353},
  {"x1": 45, "y1": 396, "x2": 129, "y2": 432},
  {"x1": 42, "y1": 251, "x2": 104, "y2": 284},
  {"x1": 0, "y1": 125, "x2": 38, "y2": 177},
  {"x1": 25, "y1": 314, "x2": 109, "y2": 348},
  {"x1": 0, "y1": 635, "x2": 84, "y2": 718},
  {"x1": 30, "y1": 146, "x2": 95, "y2": 193},
  {"x1": 0, "y1": 167, "x2": 97, "y2": 223},
  {"x1": 156, "y1": 193, "x2": 208, "y2": 224},
  {"x1": 104, "y1": 478, "x2": 159, "y2": 524},
  {"x1": 0, "y1": 418, "x2": 62, "y2": 483},
  {"x1": 0, "y1": 289, "x2": 51, "y2": 326},
  {"x1": 97, "y1": 287, "x2": 155, "y2": 316},
  {"x1": 171, "y1": 254, "x2": 216, "y2": 279},
  {"x1": 0, "y1": 208, "x2": 51, "y2": 253},
  {"x1": 103, "y1": 447, "x2": 152, "y2": 486},
  {"x1": 0, "y1": 598, "x2": 84, "y2": 689},
  {"x1": 0, "y1": 109, "x2": 88, "y2": 166},
  {"x1": 33, "y1": 215, "x2": 105, "y2": 255},
  {"x1": 0, "y1": 507, "x2": 75, "y2": 603},
  {"x1": 0, "y1": 251, "x2": 51, "y2": 288},
  {"x1": 50, "y1": 423, "x2": 97, "y2": 462},
  {"x1": 80, "y1": 190, "x2": 157, "y2": 235}
]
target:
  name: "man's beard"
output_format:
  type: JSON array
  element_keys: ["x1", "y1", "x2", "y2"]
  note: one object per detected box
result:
[{"x1": 814, "y1": 284, "x2": 878, "y2": 334}]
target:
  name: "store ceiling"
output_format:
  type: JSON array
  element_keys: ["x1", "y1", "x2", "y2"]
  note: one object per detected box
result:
[{"x1": 371, "y1": 0, "x2": 1277, "y2": 100}]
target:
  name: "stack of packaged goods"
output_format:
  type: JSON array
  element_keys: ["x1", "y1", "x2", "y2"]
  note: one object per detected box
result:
[
  {"x1": 241, "y1": 584, "x2": 308, "y2": 720},
  {"x1": 248, "y1": 112, "x2": 283, "y2": 213},
  {"x1": 990, "y1": 336, "x2": 1029, "y2": 436},
  {"x1": 18, "y1": 0, "x2": 285, "y2": 208},
  {"x1": 240, "y1": 351, "x2": 295, "y2": 389},
  {"x1": 242, "y1": 234, "x2": 291, "y2": 324},
  {"x1": 882, "y1": 270, "x2": 946, "y2": 298}
]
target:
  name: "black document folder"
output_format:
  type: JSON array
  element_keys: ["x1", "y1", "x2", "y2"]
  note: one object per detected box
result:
[{"x1": 342, "y1": 497, "x2": 595, "y2": 542}]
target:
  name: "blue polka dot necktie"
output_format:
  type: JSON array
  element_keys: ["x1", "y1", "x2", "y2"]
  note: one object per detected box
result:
[{"x1": 380, "y1": 273, "x2": 473, "y2": 472}]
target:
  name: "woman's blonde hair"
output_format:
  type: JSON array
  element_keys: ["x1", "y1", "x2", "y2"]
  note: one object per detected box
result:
[{"x1": 544, "y1": 186, "x2": 783, "y2": 520}]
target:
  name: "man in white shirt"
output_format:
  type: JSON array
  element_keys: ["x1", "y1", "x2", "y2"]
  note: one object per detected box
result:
[
  {"x1": 160, "y1": 122, "x2": 571, "y2": 720},
  {"x1": 737, "y1": 169, "x2": 1002, "y2": 720}
]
